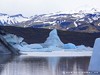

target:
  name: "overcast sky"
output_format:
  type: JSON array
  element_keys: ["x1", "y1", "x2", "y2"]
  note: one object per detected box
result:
[{"x1": 0, "y1": 0, "x2": 100, "y2": 16}]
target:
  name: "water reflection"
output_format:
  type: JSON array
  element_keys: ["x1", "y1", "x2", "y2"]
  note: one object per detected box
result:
[
  {"x1": 0, "y1": 56, "x2": 49, "y2": 75},
  {"x1": 0, "y1": 56, "x2": 91, "y2": 75},
  {"x1": 0, "y1": 55, "x2": 14, "y2": 74},
  {"x1": 57, "y1": 57, "x2": 90, "y2": 75},
  {"x1": 48, "y1": 57, "x2": 60, "y2": 75}
]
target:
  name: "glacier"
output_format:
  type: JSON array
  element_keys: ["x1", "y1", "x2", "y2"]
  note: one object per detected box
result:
[{"x1": 3, "y1": 29, "x2": 92, "y2": 52}]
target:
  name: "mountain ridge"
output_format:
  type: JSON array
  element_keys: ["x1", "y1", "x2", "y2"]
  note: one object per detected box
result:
[{"x1": 0, "y1": 8, "x2": 100, "y2": 33}]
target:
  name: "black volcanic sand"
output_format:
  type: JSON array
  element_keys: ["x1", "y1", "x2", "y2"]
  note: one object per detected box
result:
[{"x1": 1, "y1": 26, "x2": 100, "y2": 47}]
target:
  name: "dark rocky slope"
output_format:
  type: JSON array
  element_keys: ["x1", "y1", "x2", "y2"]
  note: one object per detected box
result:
[{"x1": 1, "y1": 26, "x2": 100, "y2": 47}]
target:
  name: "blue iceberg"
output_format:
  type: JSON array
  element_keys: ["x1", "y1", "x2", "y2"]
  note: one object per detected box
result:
[
  {"x1": 3, "y1": 29, "x2": 91, "y2": 52},
  {"x1": 63, "y1": 43, "x2": 76, "y2": 49},
  {"x1": 88, "y1": 38, "x2": 100, "y2": 72}
]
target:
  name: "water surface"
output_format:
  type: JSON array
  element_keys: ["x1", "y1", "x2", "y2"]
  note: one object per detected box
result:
[{"x1": 0, "y1": 55, "x2": 90, "y2": 75}]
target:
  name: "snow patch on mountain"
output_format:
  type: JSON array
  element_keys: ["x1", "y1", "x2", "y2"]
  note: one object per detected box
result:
[
  {"x1": 0, "y1": 13, "x2": 30, "y2": 25},
  {"x1": 0, "y1": 7, "x2": 100, "y2": 28}
]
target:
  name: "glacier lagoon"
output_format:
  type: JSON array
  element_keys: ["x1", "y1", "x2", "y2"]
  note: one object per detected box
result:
[{"x1": 1, "y1": 29, "x2": 100, "y2": 75}]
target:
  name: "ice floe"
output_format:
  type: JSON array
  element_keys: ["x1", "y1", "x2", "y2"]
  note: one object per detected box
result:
[
  {"x1": 3, "y1": 29, "x2": 92, "y2": 52},
  {"x1": 63, "y1": 43, "x2": 76, "y2": 49}
]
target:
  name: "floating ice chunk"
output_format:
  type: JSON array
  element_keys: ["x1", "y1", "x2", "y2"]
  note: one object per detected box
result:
[
  {"x1": 23, "y1": 44, "x2": 43, "y2": 49},
  {"x1": 13, "y1": 44, "x2": 51, "y2": 52},
  {"x1": 43, "y1": 29, "x2": 64, "y2": 48},
  {"x1": 48, "y1": 46, "x2": 63, "y2": 51},
  {"x1": 77, "y1": 45, "x2": 87, "y2": 50},
  {"x1": 3, "y1": 30, "x2": 91, "y2": 52},
  {"x1": 88, "y1": 38, "x2": 100, "y2": 72},
  {"x1": 63, "y1": 43, "x2": 76, "y2": 49},
  {"x1": 3, "y1": 34, "x2": 24, "y2": 44},
  {"x1": 20, "y1": 42, "x2": 28, "y2": 46},
  {"x1": 12, "y1": 44, "x2": 24, "y2": 50}
]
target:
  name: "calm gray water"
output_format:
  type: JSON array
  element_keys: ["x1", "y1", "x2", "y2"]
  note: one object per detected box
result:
[{"x1": 0, "y1": 55, "x2": 91, "y2": 75}]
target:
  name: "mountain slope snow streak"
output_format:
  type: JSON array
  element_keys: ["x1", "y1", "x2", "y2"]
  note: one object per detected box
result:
[{"x1": 0, "y1": 13, "x2": 30, "y2": 25}]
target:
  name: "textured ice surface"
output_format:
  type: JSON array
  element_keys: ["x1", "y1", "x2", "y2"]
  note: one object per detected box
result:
[
  {"x1": 63, "y1": 43, "x2": 76, "y2": 49},
  {"x1": 23, "y1": 44, "x2": 43, "y2": 49},
  {"x1": 77, "y1": 45, "x2": 87, "y2": 50},
  {"x1": 43, "y1": 29, "x2": 64, "y2": 48},
  {"x1": 89, "y1": 38, "x2": 100, "y2": 72},
  {"x1": 3, "y1": 34, "x2": 24, "y2": 44},
  {"x1": 3, "y1": 29, "x2": 92, "y2": 52}
]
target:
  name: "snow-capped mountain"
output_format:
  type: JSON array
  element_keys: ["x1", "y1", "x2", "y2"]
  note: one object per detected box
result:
[
  {"x1": 19, "y1": 8, "x2": 100, "y2": 30},
  {"x1": 0, "y1": 13, "x2": 31, "y2": 25},
  {"x1": 1, "y1": 8, "x2": 100, "y2": 32}
]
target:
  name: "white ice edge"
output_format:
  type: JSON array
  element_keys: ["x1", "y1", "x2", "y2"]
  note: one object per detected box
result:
[{"x1": 21, "y1": 50, "x2": 92, "y2": 57}]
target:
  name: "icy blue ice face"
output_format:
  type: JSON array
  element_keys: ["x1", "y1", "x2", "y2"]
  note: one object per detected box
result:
[
  {"x1": 3, "y1": 29, "x2": 91, "y2": 52},
  {"x1": 63, "y1": 43, "x2": 76, "y2": 49},
  {"x1": 88, "y1": 38, "x2": 100, "y2": 72},
  {"x1": 43, "y1": 29, "x2": 64, "y2": 48}
]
